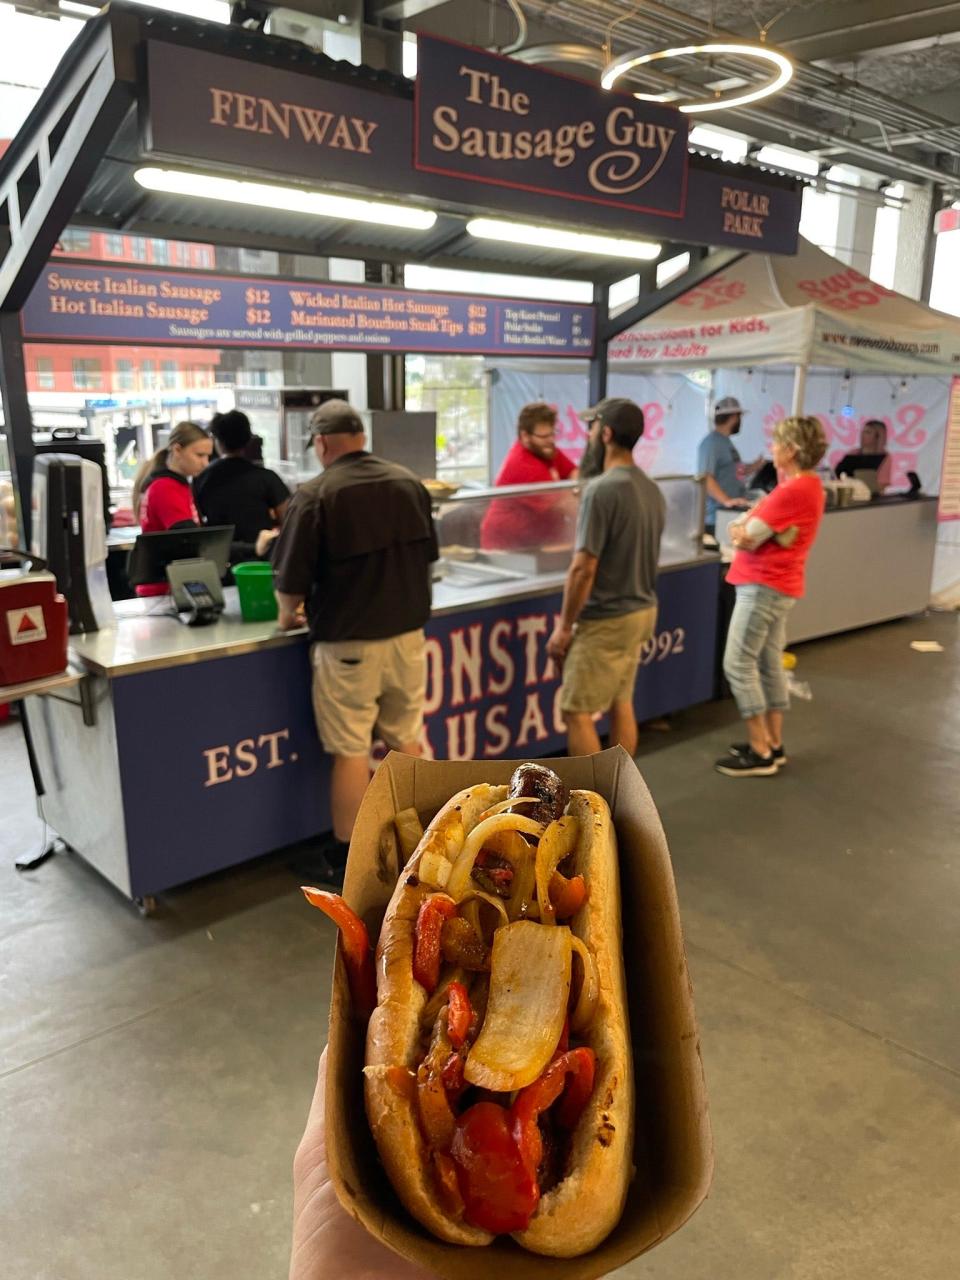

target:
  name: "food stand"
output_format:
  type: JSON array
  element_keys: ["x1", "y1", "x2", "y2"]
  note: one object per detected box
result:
[
  {"x1": 607, "y1": 238, "x2": 952, "y2": 636},
  {"x1": 0, "y1": 4, "x2": 802, "y2": 903}
]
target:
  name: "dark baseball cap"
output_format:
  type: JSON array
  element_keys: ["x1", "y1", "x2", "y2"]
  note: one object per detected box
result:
[
  {"x1": 579, "y1": 396, "x2": 645, "y2": 440},
  {"x1": 305, "y1": 398, "x2": 364, "y2": 446}
]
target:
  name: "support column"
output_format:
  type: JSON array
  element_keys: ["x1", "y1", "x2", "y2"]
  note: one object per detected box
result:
[
  {"x1": 791, "y1": 365, "x2": 808, "y2": 416},
  {"x1": 0, "y1": 310, "x2": 33, "y2": 547},
  {"x1": 364, "y1": 261, "x2": 404, "y2": 412},
  {"x1": 893, "y1": 182, "x2": 935, "y2": 301},
  {"x1": 833, "y1": 184, "x2": 877, "y2": 278},
  {"x1": 588, "y1": 283, "x2": 610, "y2": 408}
]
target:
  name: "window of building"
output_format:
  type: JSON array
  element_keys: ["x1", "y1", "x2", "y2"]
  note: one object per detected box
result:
[
  {"x1": 870, "y1": 185, "x2": 904, "y2": 289},
  {"x1": 196, "y1": 247, "x2": 213, "y2": 268},
  {"x1": 35, "y1": 357, "x2": 55, "y2": 390},
  {"x1": 141, "y1": 359, "x2": 157, "y2": 389},
  {"x1": 406, "y1": 355, "x2": 487, "y2": 484},
  {"x1": 58, "y1": 229, "x2": 92, "y2": 254},
  {"x1": 150, "y1": 239, "x2": 169, "y2": 265},
  {"x1": 72, "y1": 358, "x2": 102, "y2": 390},
  {"x1": 116, "y1": 359, "x2": 135, "y2": 391},
  {"x1": 105, "y1": 234, "x2": 125, "y2": 256},
  {"x1": 131, "y1": 237, "x2": 148, "y2": 261},
  {"x1": 161, "y1": 360, "x2": 177, "y2": 389},
  {"x1": 799, "y1": 184, "x2": 841, "y2": 256},
  {"x1": 930, "y1": 220, "x2": 960, "y2": 317}
]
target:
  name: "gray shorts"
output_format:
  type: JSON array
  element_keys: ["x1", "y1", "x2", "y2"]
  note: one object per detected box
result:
[{"x1": 311, "y1": 629, "x2": 426, "y2": 757}]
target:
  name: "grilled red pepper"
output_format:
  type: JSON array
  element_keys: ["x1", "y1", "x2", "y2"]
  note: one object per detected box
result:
[
  {"x1": 413, "y1": 894, "x2": 457, "y2": 994},
  {"x1": 512, "y1": 1048, "x2": 596, "y2": 1179},
  {"x1": 446, "y1": 980, "x2": 472, "y2": 1049},
  {"x1": 549, "y1": 871, "x2": 587, "y2": 921},
  {"x1": 301, "y1": 887, "x2": 377, "y2": 1013},
  {"x1": 441, "y1": 1049, "x2": 467, "y2": 1098},
  {"x1": 556, "y1": 1014, "x2": 570, "y2": 1055},
  {"x1": 450, "y1": 1102, "x2": 539, "y2": 1234}
]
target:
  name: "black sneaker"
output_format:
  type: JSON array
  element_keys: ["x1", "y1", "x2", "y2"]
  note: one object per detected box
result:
[
  {"x1": 730, "y1": 742, "x2": 787, "y2": 768},
  {"x1": 715, "y1": 748, "x2": 778, "y2": 777},
  {"x1": 289, "y1": 839, "x2": 348, "y2": 890}
]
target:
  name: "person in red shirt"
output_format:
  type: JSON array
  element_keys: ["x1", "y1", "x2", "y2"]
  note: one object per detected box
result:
[
  {"x1": 715, "y1": 414, "x2": 828, "y2": 777},
  {"x1": 480, "y1": 402, "x2": 577, "y2": 550},
  {"x1": 131, "y1": 421, "x2": 213, "y2": 596}
]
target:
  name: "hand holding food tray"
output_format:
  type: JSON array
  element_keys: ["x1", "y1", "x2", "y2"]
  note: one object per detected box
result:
[{"x1": 311, "y1": 748, "x2": 712, "y2": 1280}]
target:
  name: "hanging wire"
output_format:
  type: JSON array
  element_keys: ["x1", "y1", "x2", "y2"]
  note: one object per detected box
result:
[
  {"x1": 499, "y1": 0, "x2": 529, "y2": 54},
  {"x1": 602, "y1": 2, "x2": 646, "y2": 60}
]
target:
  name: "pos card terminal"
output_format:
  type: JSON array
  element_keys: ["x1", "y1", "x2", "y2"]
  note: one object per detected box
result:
[{"x1": 166, "y1": 559, "x2": 225, "y2": 626}]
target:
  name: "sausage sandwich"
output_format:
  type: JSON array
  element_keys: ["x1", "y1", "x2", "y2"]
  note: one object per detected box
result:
[{"x1": 305, "y1": 763, "x2": 633, "y2": 1258}]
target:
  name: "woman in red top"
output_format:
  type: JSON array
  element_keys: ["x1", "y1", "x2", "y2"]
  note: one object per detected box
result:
[
  {"x1": 715, "y1": 415, "x2": 828, "y2": 777},
  {"x1": 131, "y1": 421, "x2": 213, "y2": 595}
]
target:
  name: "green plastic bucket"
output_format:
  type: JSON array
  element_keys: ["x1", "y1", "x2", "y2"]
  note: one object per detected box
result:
[{"x1": 233, "y1": 561, "x2": 278, "y2": 622}]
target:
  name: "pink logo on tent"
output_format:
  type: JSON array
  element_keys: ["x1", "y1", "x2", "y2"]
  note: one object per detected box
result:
[
  {"x1": 675, "y1": 275, "x2": 746, "y2": 311},
  {"x1": 797, "y1": 267, "x2": 896, "y2": 313}
]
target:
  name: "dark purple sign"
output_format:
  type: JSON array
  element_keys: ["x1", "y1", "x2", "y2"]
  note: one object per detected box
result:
[
  {"x1": 144, "y1": 39, "x2": 798, "y2": 254},
  {"x1": 146, "y1": 43, "x2": 413, "y2": 191},
  {"x1": 415, "y1": 35, "x2": 688, "y2": 218},
  {"x1": 21, "y1": 264, "x2": 596, "y2": 357}
]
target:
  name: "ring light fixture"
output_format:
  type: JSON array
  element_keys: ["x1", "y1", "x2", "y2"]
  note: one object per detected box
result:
[
  {"x1": 601, "y1": 42, "x2": 794, "y2": 114},
  {"x1": 510, "y1": 43, "x2": 608, "y2": 72}
]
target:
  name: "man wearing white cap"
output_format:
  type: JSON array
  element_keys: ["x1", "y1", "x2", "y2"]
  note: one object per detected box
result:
[{"x1": 697, "y1": 397, "x2": 760, "y2": 534}]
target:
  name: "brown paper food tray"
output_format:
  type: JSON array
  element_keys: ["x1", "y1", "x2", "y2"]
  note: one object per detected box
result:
[{"x1": 325, "y1": 747, "x2": 713, "y2": 1279}]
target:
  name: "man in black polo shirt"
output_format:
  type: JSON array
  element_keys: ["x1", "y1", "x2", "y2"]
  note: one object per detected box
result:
[
  {"x1": 273, "y1": 400, "x2": 438, "y2": 882},
  {"x1": 194, "y1": 409, "x2": 290, "y2": 561}
]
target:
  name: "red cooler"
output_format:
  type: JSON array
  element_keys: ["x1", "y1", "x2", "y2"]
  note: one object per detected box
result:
[{"x1": 0, "y1": 553, "x2": 69, "y2": 687}]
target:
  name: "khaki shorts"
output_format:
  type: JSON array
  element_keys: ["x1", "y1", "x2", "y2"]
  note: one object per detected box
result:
[
  {"x1": 559, "y1": 607, "x2": 658, "y2": 715},
  {"x1": 311, "y1": 629, "x2": 426, "y2": 757}
]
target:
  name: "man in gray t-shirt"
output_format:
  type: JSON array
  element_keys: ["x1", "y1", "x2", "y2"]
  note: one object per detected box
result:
[
  {"x1": 547, "y1": 398, "x2": 666, "y2": 758},
  {"x1": 697, "y1": 397, "x2": 757, "y2": 531}
]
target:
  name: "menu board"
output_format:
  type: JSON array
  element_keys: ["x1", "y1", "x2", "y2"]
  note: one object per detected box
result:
[
  {"x1": 939, "y1": 376, "x2": 960, "y2": 521},
  {"x1": 21, "y1": 264, "x2": 596, "y2": 358}
]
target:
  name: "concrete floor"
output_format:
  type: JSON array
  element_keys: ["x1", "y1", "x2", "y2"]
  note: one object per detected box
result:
[{"x1": 2, "y1": 611, "x2": 959, "y2": 1280}]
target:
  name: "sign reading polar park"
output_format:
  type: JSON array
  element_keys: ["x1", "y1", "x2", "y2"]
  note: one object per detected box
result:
[{"x1": 20, "y1": 264, "x2": 595, "y2": 357}]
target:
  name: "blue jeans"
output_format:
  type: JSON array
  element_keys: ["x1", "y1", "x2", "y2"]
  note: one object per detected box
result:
[{"x1": 724, "y1": 584, "x2": 795, "y2": 720}]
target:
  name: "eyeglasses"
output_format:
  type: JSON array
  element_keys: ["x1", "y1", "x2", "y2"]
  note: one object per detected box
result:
[{"x1": 529, "y1": 430, "x2": 557, "y2": 441}]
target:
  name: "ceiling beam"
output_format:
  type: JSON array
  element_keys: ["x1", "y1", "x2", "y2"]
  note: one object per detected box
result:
[
  {"x1": 777, "y1": 1, "x2": 960, "y2": 65},
  {"x1": 365, "y1": 0, "x2": 452, "y2": 19}
]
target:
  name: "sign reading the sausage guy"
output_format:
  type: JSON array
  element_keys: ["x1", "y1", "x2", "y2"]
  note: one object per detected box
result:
[{"x1": 414, "y1": 35, "x2": 689, "y2": 217}]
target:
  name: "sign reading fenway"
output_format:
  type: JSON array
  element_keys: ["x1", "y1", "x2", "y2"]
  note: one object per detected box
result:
[
  {"x1": 21, "y1": 263, "x2": 596, "y2": 356},
  {"x1": 414, "y1": 35, "x2": 688, "y2": 217}
]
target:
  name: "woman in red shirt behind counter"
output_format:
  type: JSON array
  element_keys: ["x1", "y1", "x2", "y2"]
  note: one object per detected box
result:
[{"x1": 131, "y1": 421, "x2": 213, "y2": 595}]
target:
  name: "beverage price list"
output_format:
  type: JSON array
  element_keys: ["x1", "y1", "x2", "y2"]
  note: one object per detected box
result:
[{"x1": 22, "y1": 265, "x2": 596, "y2": 357}]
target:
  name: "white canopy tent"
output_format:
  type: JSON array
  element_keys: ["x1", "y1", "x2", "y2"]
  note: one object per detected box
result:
[{"x1": 608, "y1": 238, "x2": 960, "y2": 412}]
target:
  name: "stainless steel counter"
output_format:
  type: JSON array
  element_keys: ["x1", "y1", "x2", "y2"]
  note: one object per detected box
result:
[{"x1": 70, "y1": 554, "x2": 720, "y2": 678}]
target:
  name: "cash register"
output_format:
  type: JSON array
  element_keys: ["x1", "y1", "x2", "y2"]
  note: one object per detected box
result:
[{"x1": 127, "y1": 526, "x2": 234, "y2": 625}]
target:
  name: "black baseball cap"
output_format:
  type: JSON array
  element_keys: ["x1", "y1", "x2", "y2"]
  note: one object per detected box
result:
[
  {"x1": 579, "y1": 396, "x2": 645, "y2": 442},
  {"x1": 305, "y1": 399, "x2": 364, "y2": 447}
]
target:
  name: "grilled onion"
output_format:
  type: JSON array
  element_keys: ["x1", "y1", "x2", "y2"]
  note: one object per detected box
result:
[
  {"x1": 477, "y1": 796, "x2": 539, "y2": 821},
  {"x1": 418, "y1": 850, "x2": 451, "y2": 890},
  {"x1": 570, "y1": 935, "x2": 599, "y2": 1032},
  {"x1": 464, "y1": 921, "x2": 572, "y2": 1092},
  {"x1": 457, "y1": 889, "x2": 510, "y2": 933},
  {"x1": 534, "y1": 817, "x2": 580, "y2": 925},
  {"x1": 446, "y1": 814, "x2": 544, "y2": 902}
]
